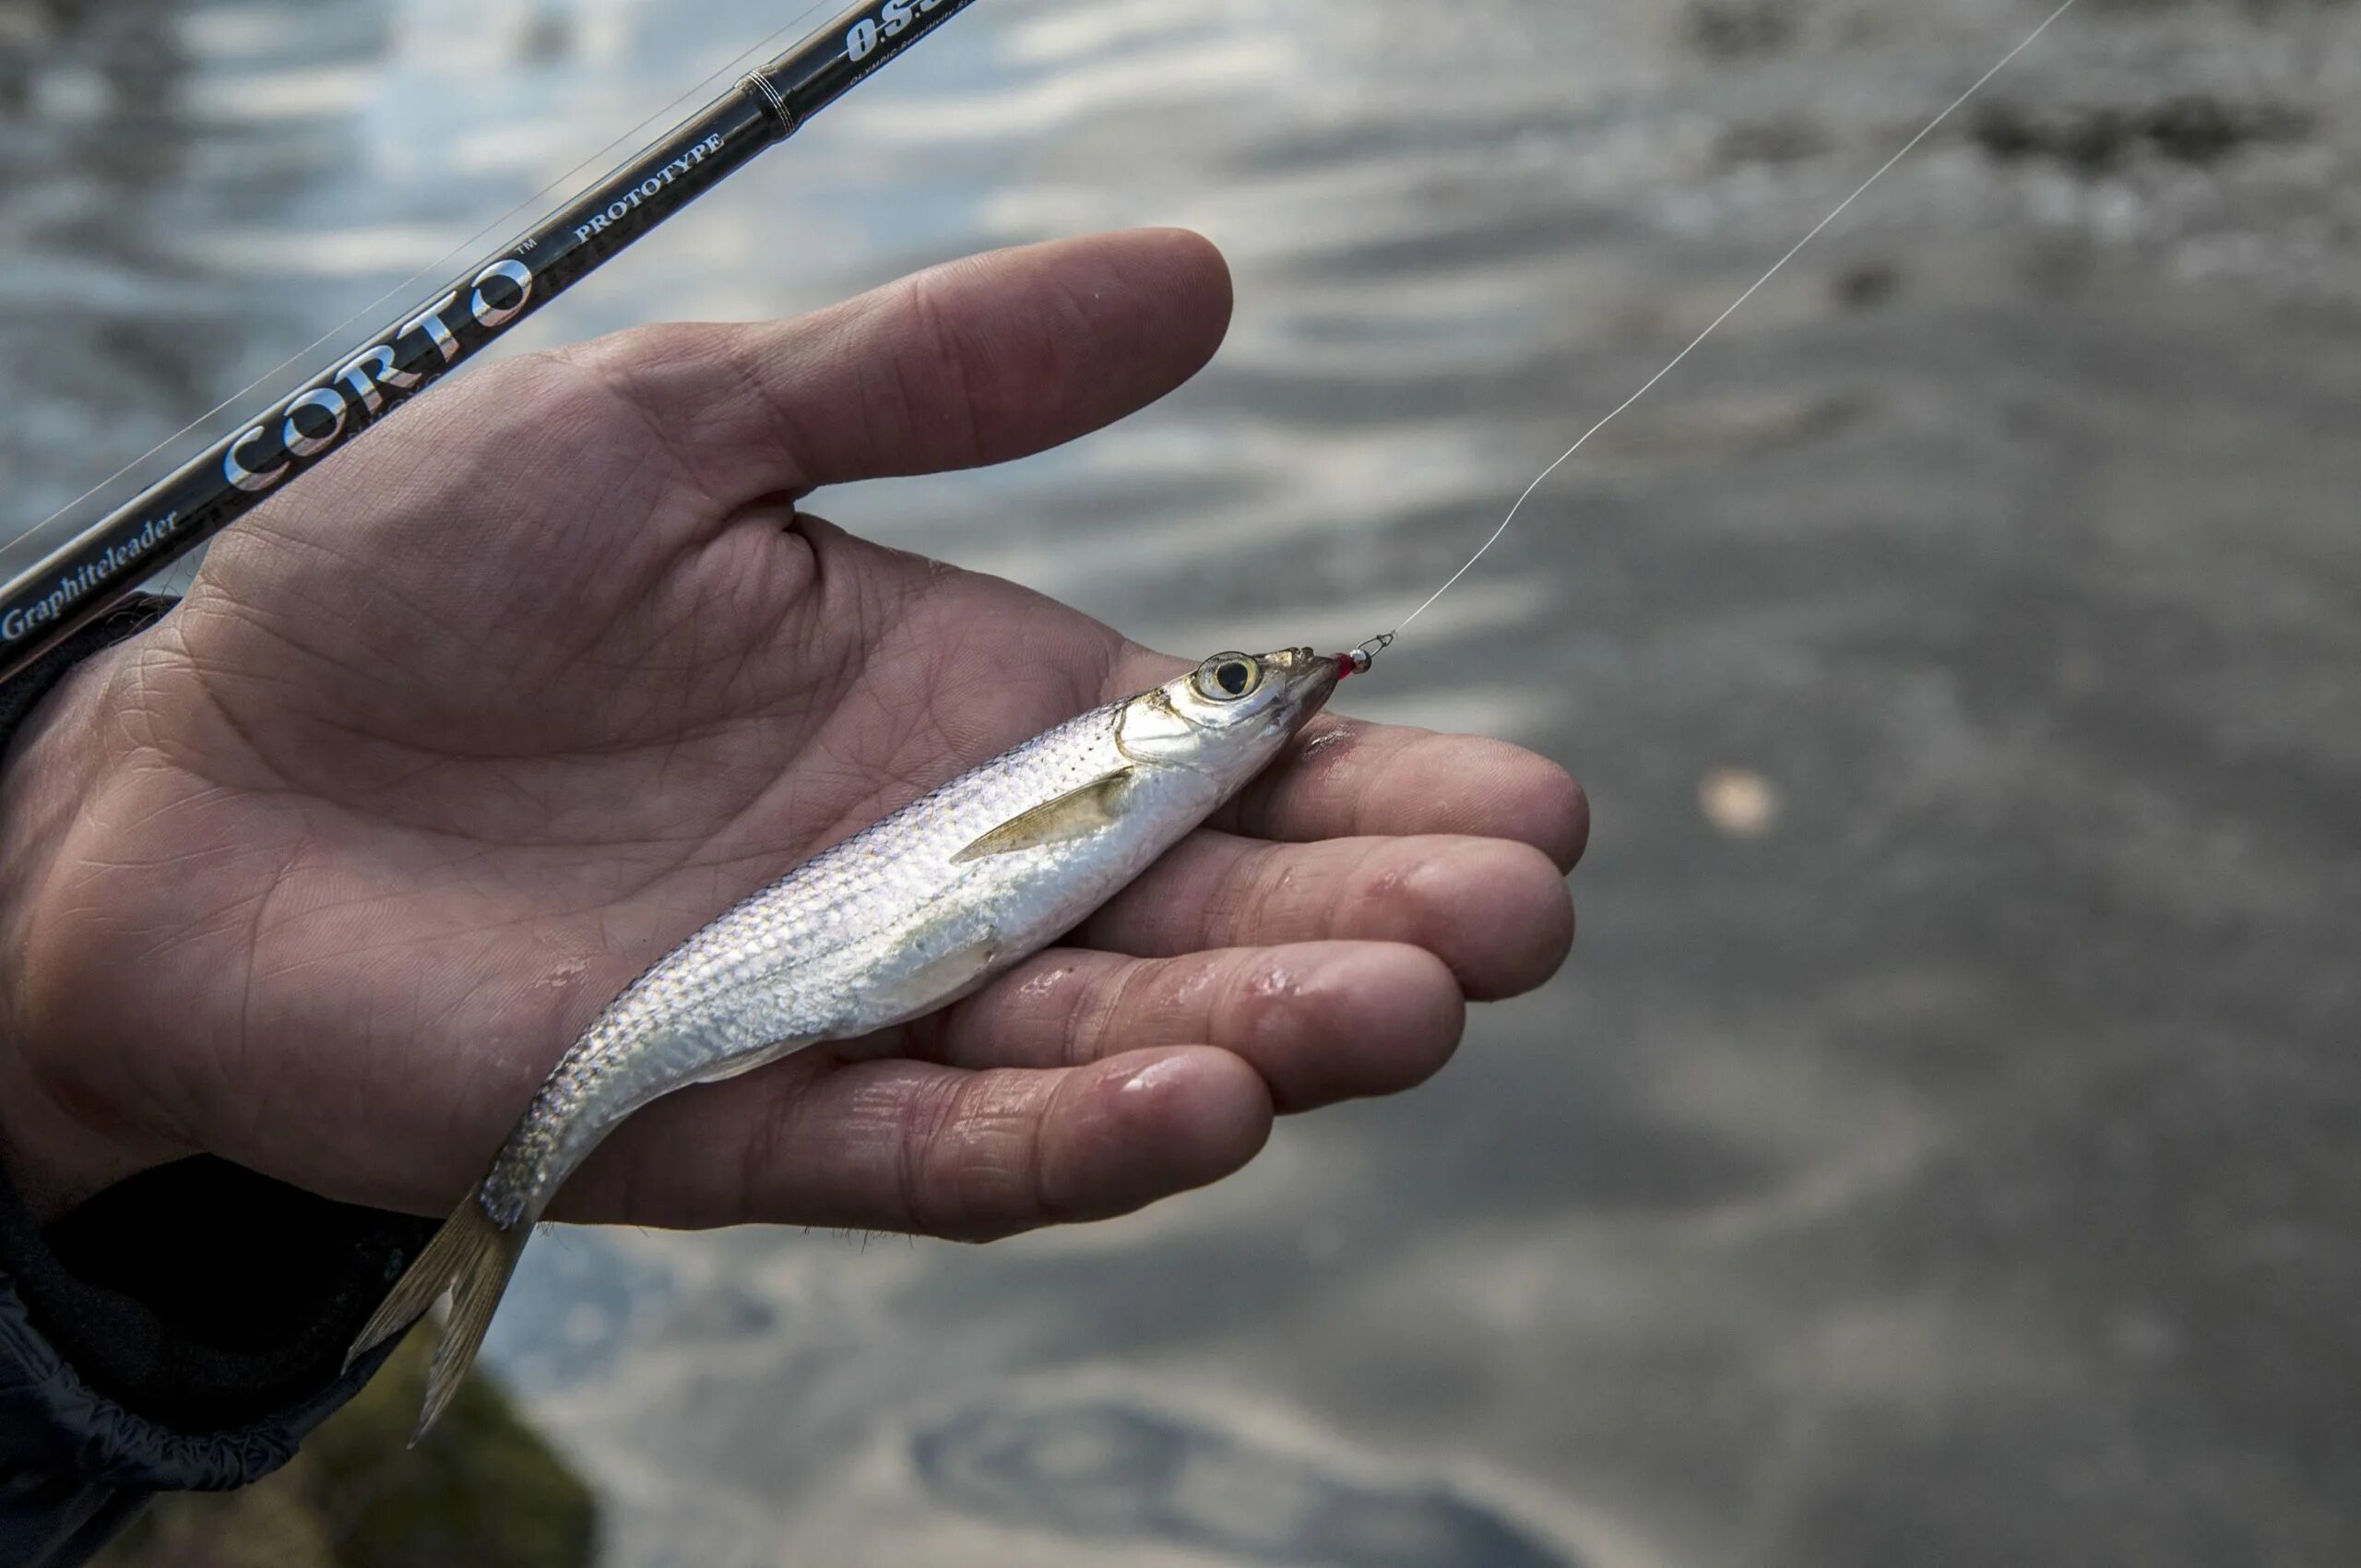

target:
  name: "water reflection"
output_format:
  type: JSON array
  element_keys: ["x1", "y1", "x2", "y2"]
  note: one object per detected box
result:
[{"x1": 916, "y1": 1400, "x2": 1574, "y2": 1568}]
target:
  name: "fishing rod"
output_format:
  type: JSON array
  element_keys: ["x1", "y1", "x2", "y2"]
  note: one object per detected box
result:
[{"x1": 0, "y1": 0, "x2": 984, "y2": 686}]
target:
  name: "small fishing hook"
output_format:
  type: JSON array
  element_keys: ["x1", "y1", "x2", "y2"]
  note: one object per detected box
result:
[{"x1": 1334, "y1": 632, "x2": 1394, "y2": 680}]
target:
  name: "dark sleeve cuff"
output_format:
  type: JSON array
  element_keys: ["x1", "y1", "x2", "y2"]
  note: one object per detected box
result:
[
  {"x1": 0, "y1": 593, "x2": 176, "y2": 748},
  {"x1": 0, "y1": 1156, "x2": 435, "y2": 1490},
  {"x1": 0, "y1": 594, "x2": 437, "y2": 1503}
]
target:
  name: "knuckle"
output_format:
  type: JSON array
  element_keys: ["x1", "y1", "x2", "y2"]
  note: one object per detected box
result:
[
  {"x1": 1079, "y1": 959, "x2": 1156, "y2": 1068},
  {"x1": 557, "y1": 320, "x2": 717, "y2": 377},
  {"x1": 735, "y1": 1075, "x2": 810, "y2": 1224},
  {"x1": 1226, "y1": 957, "x2": 1298, "y2": 1049},
  {"x1": 1206, "y1": 842, "x2": 1278, "y2": 947},
  {"x1": 883, "y1": 271, "x2": 991, "y2": 470},
  {"x1": 1023, "y1": 1068, "x2": 1101, "y2": 1231},
  {"x1": 896, "y1": 1073, "x2": 967, "y2": 1234},
  {"x1": 1345, "y1": 840, "x2": 1415, "y2": 939},
  {"x1": 906, "y1": 1073, "x2": 1040, "y2": 1243}
]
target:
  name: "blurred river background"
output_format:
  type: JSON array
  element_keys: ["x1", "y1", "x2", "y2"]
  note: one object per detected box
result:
[{"x1": 7, "y1": 0, "x2": 2361, "y2": 1562}]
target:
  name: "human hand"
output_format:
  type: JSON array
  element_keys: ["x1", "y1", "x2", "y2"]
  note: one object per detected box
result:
[{"x1": 0, "y1": 230, "x2": 1583, "y2": 1235}]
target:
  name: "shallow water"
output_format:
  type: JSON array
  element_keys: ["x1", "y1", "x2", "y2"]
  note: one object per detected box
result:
[{"x1": 7, "y1": 0, "x2": 2361, "y2": 1562}]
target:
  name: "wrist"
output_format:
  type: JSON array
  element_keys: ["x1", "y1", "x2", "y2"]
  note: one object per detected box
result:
[{"x1": 0, "y1": 627, "x2": 162, "y2": 1223}]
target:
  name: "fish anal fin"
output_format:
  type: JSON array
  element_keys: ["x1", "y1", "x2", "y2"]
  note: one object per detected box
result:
[
  {"x1": 954, "y1": 768, "x2": 1136, "y2": 863},
  {"x1": 872, "y1": 933, "x2": 1002, "y2": 1019},
  {"x1": 692, "y1": 1035, "x2": 813, "y2": 1087}
]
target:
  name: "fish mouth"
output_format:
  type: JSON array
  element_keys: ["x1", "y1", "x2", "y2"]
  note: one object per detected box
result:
[{"x1": 1263, "y1": 646, "x2": 1340, "y2": 718}]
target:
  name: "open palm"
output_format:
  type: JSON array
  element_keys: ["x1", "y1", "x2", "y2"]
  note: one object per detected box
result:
[{"x1": 0, "y1": 232, "x2": 1582, "y2": 1238}]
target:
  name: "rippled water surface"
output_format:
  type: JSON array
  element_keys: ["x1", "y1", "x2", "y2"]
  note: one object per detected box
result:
[{"x1": 8, "y1": 0, "x2": 2361, "y2": 1562}]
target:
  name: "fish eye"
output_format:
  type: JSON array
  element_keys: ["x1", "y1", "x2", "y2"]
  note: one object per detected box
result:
[{"x1": 1192, "y1": 653, "x2": 1262, "y2": 703}]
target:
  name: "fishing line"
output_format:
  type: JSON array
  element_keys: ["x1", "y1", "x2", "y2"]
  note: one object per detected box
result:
[
  {"x1": 2, "y1": 0, "x2": 839, "y2": 563},
  {"x1": 1385, "y1": 0, "x2": 2082, "y2": 644}
]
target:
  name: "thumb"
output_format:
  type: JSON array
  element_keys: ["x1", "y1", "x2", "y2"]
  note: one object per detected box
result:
[{"x1": 556, "y1": 226, "x2": 1234, "y2": 501}]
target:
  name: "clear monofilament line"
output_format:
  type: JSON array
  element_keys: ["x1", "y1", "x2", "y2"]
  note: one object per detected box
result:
[{"x1": 1388, "y1": 0, "x2": 2082, "y2": 640}]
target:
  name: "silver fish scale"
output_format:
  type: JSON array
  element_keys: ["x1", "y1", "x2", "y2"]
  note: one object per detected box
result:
[{"x1": 479, "y1": 698, "x2": 1224, "y2": 1226}]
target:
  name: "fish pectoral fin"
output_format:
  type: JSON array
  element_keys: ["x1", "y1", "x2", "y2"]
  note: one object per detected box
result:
[{"x1": 954, "y1": 768, "x2": 1137, "y2": 863}]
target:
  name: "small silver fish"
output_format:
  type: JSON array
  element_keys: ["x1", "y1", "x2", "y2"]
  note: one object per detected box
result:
[{"x1": 350, "y1": 645, "x2": 1359, "y2": 1437}]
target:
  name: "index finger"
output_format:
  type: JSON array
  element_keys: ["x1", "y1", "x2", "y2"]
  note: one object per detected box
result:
[{"x1": 1103, "y1": 648, "x2": 1588, "y2": 870}]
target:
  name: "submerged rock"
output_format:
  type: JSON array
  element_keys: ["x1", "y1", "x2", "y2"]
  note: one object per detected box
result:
[{"x1": 96, "y1": 1330, "x2": 595, "y2": 1568}]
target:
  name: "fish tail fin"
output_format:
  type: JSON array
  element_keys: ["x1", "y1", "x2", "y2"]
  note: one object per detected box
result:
[{"x1": 344, "y1": 1184, "x2": 533, "y2": 1444}]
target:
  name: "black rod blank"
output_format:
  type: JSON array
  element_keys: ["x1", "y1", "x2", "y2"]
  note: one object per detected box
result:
[{"x1": 0, "y1": 0, "x2": 986, "y2": 684}]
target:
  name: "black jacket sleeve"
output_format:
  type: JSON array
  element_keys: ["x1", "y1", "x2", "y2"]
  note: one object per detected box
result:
[{"x1": 0, "y1": 599, "x2": 435, "y2": 1567}]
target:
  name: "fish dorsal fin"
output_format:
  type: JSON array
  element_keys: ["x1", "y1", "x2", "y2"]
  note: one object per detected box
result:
[{"x1": 954, "y1": 768, "x2": 1137, "y2": 863}]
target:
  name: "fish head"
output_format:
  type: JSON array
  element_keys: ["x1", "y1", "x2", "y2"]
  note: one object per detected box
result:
[{"x1": 1117, "y1": 647, "x2": 1340, "y2": 783}]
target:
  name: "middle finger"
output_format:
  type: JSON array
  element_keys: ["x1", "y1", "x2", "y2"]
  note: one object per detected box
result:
[
  {"x1": 906, "y1": 940, "x2": 1465, "y2": 1112},
  {"x1": 1081, "y1": 829, "x2": 1573, "y2": 1001}
]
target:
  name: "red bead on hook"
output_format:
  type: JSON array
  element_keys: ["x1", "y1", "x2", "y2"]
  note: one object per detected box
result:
[{"x1": 1333, "y1": 632, "x2": 1394, "y2": 681}]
